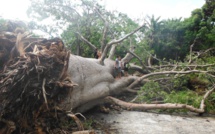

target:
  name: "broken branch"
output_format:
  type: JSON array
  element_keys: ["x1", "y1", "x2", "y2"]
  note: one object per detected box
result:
[{"x1": 106, "y1": 96, "x2": 204, "y2": 113}]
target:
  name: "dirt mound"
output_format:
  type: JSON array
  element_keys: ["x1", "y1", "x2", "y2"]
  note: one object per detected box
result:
[{"x1": 0, "y1": 21, "x2": 77, "y2": 133}]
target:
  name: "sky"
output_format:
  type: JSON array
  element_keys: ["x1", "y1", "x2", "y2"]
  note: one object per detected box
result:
[
  {"x1": 103, "y1": 0, "x2": 205, "y2": 19},
  {"x1": 0, "y1": 0, "x2": 205, "y2": 21}
]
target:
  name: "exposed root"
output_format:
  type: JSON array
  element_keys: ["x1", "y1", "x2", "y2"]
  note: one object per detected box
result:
[
  {"x1": 67, "y1": 113, "x2": 84, "y2": 131},
  {"x1": 0, "y1": 21, "x2": 76, "y2": 133},
  {"x1": 42, "y1": 78, "x2": 49, "y2": 110}
]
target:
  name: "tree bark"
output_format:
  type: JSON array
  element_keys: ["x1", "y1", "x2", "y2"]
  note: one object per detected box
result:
[
  {"x1": 106, "y1": 96, "x2": 205, "y2": 113},
  {"x1": 58, "y1": 55, "x2": 137, "y2": 112},
  {"x1": 108, "y1": 44, "x2": 116, "y2": 59}
]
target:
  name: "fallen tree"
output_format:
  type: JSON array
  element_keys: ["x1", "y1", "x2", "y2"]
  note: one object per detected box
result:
[{"x1": 1, "y1": 17, "x2": 215, "y2": 133}]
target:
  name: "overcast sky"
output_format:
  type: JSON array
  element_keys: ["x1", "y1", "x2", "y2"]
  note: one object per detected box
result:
[
  {"x1": 0, "y1": 0, "x2": 205, "y2": 21},
  {"x1": 103, "y1": 0, "x2": 205, "y2": 19}
]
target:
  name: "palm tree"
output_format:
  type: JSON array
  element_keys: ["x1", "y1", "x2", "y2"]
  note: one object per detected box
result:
[{"x1": 144, "y1": 15, "x2": 163, "y2": 48}]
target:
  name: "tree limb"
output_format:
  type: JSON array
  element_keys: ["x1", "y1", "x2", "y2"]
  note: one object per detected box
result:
[
  {"x1": 76, "y1": 32, "x2": 97, "y2": 50},
  {"x1": 101, "y1": 22, "x2": 108, "y2": 52},
  {"x1": 151, "y1": 64, "x2": 215, "y2": 69},
  {"x1": 100, "y1": 24, "x2": 146, "y2": 64},
  {"x1": 127, "y1": 50, "x2": 150, "y2": 73},
  {"x1": 106, "y1": 84, "x2": 215, "y2": 114},
  {"x1": 189, "y1": 38, "x2": 197, "y2": 64},
  {"x1": 56, "y1": 4, "x2": 82, "y2": 18},
  {"x1": 129, "y1": 64, "x2": 150, "y2": 74},
  {"x1": 108, "y1": 24, "x2": 146, "y2": 46},
  {"x1": 106, "y1": 96, "x2": 204, "y2": 113},
  {"x1": 192, "y1": 47, "x2": 215, "y2": 62},
  {"x1": 200, "y1": 84, "x2": 215, "y2": 110},
  {"x1": 127, "y1": 50, "x2": 144, "y2": 66},
  {"x1": 108, "y1": 44, "x2": 116, "y2": 59},
  {"x1": 129, "y1": 70, "x2": 208, "y2": 88},
  {"x1": 122, "y1": 45, "x2": 136, "y2": 62},
  {"x1": 94, "y1": 8, "x2": 108, "y2": 52}
]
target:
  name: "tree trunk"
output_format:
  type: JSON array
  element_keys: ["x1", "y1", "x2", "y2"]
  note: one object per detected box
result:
[{"x1": 58, "y1": 55, "x2": 137, "y2": 112}]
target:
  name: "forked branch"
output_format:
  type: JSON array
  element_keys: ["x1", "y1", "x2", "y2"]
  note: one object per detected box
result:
[
  {"x1": 94, "y1": 8, "x2": 109, "y2": 52},
  {"x1": 100, "y1": 24, "x2": 146, "y2": 64},
  {"x1": 76, "y1": 32, "x2": 97, "y2": 50},
  {"x1": 129, "y1": 70, "x2": 208, "y2": 88}
]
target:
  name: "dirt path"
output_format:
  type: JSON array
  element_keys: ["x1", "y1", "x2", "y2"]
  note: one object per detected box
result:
[{"x1": 90, "y1": 111, "x2": 215, "y2": 134}]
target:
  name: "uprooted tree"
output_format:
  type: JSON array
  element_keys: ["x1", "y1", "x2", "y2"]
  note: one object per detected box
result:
[{"x1": 0, "y1": 0, "x2": 215, "y2": 133}]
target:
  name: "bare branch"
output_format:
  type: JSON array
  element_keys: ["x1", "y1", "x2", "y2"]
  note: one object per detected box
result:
[
  {"x1": 101, "y1": 23, "x2": 108, "y2": 52},
  {"x1": 127, "y1": 50, "x2": 149, "y2": 71},
  {"x1": 106, "y1": 96, "x2": 204, "y2": 113},
  {"x1": 108, "y1": 24, "x2": 146, "y2": 46},
  {"x1": 106, "y1": 84, "x2": 215, "y2": 114},
  {"x1": 151, "y1": 64, "x2": 215, "y2": 69},
  {"x1": 128, "y1": 50, "x2": 144, "y2": 66},
  {"x1": 126, "y1": 88, "x2": 138, "y2": 93},
  {"x1": 94, "y1": 7, "x2": 106, "y2": 22},
  {"x1": 189, "y1": 38, "x2": 197, "y2": 64},
  {"x1": 100, "y1": 24, "x2": 146, "y2": 64},
  {"x1": 147, "y1": 56, "x2": 152, "y2": 67},
  {"x1": 122, "y1": 45, "x2": 136, "y2": 62},
  {"x1": 94, "y1": 8, "x2": 108, "y2": 52},
  {"x1": 76, "y1": 32, "x2": 97, "y2": 50},
  {"x1": 192, "y1": 47, "x2": 215, "y2": 62},
  {"x1": 129, "y1": 63, "x2": 150, "y2": 74},
  {"x1": 188, "y1": 39, "x2": 215, "y2": 64},
  {"x1": 108, "y1": 44, "x2": 116, "y2": 59},
  {"x1": 200, "y1": 84, "x2": 215, "y2": 110},
  {"x1": 129, "y1": 70, "x2": 208, "y2": 88},
  {"x1": 57, "y1": 4, "x2": 82, "y2": 18}
]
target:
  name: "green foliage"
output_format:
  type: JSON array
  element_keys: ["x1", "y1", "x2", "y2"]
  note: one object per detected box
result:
[
  {"x1": 164, "y1": 90, "x2": 202, "y2": 108},
  {"x1": 137, "y1": 72, "x2": 215, "y2": 113},
  {"x1": 137, "y1": 81, "x2": 167, "y2": 103},
  {"x1": 140, "y1": 0, "x2": 215, "y2": 61},
  {"x1": 171, "y1": 76, "x2": 189, "y2": 90},
  {"x1": 83, "y1": 117, "x2": 95, "y2": 130},
  {"x1": 206, "y1": 92, "x2": 215, "y2": 113},
  {"x1": 198, "y1": 55, "x2": 215, "y2": 64}
]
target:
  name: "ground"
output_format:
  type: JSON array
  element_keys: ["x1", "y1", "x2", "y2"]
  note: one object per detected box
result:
[{"x1": 87, "y1": 110, "x2": 215, "y2": 134}]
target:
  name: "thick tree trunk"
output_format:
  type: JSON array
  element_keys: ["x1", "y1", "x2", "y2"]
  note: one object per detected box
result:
[{"x1": 58, "y1": 55, "x2": 137, "y2": 112}]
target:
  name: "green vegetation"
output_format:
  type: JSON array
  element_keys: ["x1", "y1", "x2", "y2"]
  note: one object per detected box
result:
[
  {"x1": 164, "y1": 90, "x2": 202, "y2": 108},
  {"x1": 137, "y1": 72, "x2": 215, "y2": 112},
  {"x1": 137, "y1": 81, "x2": 165, "y2": 103}
]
